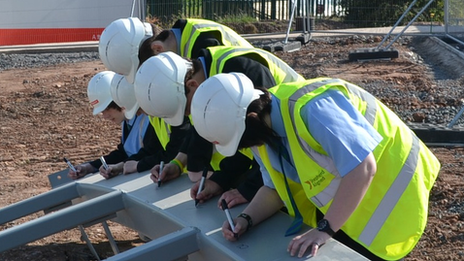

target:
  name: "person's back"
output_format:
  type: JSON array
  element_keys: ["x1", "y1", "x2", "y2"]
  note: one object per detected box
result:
[
  {"x1": 138, "y1": 18, "x2": 253, "y2": 65},
  {"x1": 190, "y1": 73, "x2": 441, "y2": 261},
  {"x1": 202, "y1": 45, "x2": 305, "y2": 84},
  {"x1": 175, "y1": 18, "x2": 253, "y2": 58}
]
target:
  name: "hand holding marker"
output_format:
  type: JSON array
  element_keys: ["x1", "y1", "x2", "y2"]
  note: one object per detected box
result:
[
  {"x1": 158, "y1": 161, "x2": 164, "y2": 187},
  {"x1": 195, "y1": 167, "x2": 208, "y2": 207},
  {"x1": 100, "y1": 156, "x2": 109, "y2": 170},
  {"x1": 63, "y1": 157, "x2": 77, "y2": 172},
  {"x1": 221, "y1": 199, "x2": 238, "y2": 238}
]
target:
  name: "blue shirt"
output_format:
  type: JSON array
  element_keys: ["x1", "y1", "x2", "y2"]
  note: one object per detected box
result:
[
  {"x1": 171, "y1": 28, "x2": 182, "y2": 54},
  {"x1": 256, "y1": 90, "x2": 383, "y2": 188}
]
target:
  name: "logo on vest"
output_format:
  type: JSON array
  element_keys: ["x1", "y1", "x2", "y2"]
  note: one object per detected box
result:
[{"x1": 304, "y1": 170, "x2": 325, "y2": 189}]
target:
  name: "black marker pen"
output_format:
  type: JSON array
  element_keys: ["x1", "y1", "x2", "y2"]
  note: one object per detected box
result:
[
  {"x1": 221, "y1": 199, "x2": 238, "y2": 238},
  {"x1": 100, "y1": 156, "x2": 109, "y2": 170},
  {"x1": 195, "y1": 168, "x2": 208, "y2": 207},
  {"x1": 63, "y1": 157, "x2": 77, "y2": 172},
  {"x1": 158, "y1": 161, "x2": 164, "y2": 187}
]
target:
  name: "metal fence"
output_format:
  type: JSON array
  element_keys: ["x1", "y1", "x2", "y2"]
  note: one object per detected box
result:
[
  {"x1": 146, "y1": 0, "x2": 443, "y2": 28},
  {"x1": 146, "y1": 0, "x2": 290, "y2": 21},
  {"x1": 445, "y1": 0, "x2": 464, "y2": 42}
]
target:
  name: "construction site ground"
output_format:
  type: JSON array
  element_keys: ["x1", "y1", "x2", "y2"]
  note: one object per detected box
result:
[{"x1": 1, "y1": 31, "x2": 464, "y2": 260}]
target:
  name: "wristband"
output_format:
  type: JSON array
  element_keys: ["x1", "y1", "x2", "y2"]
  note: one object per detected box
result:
[
  {"x1": 237, "y1": 213, "x2": 253, "y2": 231},
  {"x1": 170, "y1": 159, "x2": 184, "y2": 174}
]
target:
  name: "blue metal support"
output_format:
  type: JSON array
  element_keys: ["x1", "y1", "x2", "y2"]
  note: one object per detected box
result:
[
  {"x1": 105, "y1": 227, "x2": 199, "y2": 261},
  {"x1": 79, "y1": 225, "x2": 102, "y2": 261},
  {"x1": 0, "y1": 182, "x2": 79, "y2": 225},
  {"x1": 0, "y1": 190, "x2": 125, "y2": 252}
]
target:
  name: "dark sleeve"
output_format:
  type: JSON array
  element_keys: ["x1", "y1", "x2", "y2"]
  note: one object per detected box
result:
[
  {"x1": 186, "y1": 127, "x2": 213, "y2": 172},
  {"x1": 179, "y1": 126, "x2": 193, "y2": 154},
  {"x1": 208, "y1": 152, "x2": 253, "y2": 191},
  {"x1": 222, "y1": 56, "x2": 277, "y2": 88},
  {"x1": 88, "y1": 142, "x2": 128, "y2": 169},
  {"x1": 209, "y1": 154, "x2": 263, "y2": 202},
  {"x1": 172, "y1": 19, "x2": 187, "y2": 30},
  {"x1": 134, "y1": 116, "x2": 191, "y2": 172},
  {"x1": 235, "y1": 160, "x2": 264, "y2": 202},
  {"x1": 190, "y1": 32, "x2": 222, "y2": 59}
]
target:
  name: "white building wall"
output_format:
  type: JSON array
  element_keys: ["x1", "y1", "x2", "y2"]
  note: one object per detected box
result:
[{"x1": 0, "y1": 0, "x2": 142, "y2": 29}]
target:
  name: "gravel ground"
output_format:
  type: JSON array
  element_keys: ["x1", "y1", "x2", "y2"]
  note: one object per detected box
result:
[
  {"x1": 0, "y1": 52, "x2": 100, "y2": 71},
  {"x1": 1, "y1": 34, "x2": 464, "y2": 260},
  {"x1": 2, "y1": 36, "x2": 463, "y2": 129}
]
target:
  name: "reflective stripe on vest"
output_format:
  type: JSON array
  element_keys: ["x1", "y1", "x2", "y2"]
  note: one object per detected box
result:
[
  {"x1": 269, "y1": 78, "x2": 440, "y2": 259},
  {"x1": 181, "y1": 19, "x2": 253, "y2": 58},
  {"x1": 287, "y1": 79, "x2": 422, "y2": 242},
  {"x1": 208, "y1": 46, "x2": 304, "y2": 84},
  {"x1": 254, "y1": 145, "x2": 318, "y2": 228},
  {"x1": 149, "y1": 116, "x2": 172, "y2": 149}
]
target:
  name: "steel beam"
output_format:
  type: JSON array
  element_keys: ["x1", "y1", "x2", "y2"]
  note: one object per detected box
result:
[
  {"x1": 0, "y1": 190, "x2": 124, "y2": 252},
  {"x1": 105, "y1": 227, "x2": 199, "y2": 261},
  {"x1": 0, "y1": 182, "x2": 79, "y2": 225}
]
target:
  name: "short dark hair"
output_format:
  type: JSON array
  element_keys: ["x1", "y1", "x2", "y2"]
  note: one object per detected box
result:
[
  {"x1": 183, "y1": 58, "x2": 201, "y2": 95},
  {"x1": 138, "y1": 24, "x2": 164, "y2": 66}
]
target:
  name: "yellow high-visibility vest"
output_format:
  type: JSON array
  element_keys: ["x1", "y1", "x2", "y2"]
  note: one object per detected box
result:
[
  {"x1": 180, "y1": 18, "x2": 253, "y2": 58},
  {"x1": 208, "y1": 46, "x2": 305, "y2": 84},
  {"x1": 257, "y1": 78, "x2": 440, "y2": 260}
]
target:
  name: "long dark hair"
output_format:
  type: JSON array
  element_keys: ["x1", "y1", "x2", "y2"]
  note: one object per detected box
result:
[{"x1": 238, "y1": 87, "x2": 279, "y2": 150}]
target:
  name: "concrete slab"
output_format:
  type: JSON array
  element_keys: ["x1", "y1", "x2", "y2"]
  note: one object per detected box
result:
[{"x1": 263, "y1": 41, "x2": 301, "y2": 52}]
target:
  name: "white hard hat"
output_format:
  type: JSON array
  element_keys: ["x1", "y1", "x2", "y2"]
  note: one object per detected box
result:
[
  {"x1": 99, "y1": 17, "x2": 153, "y2": 84},
  {"x1": 110, "y1": 74, "x2": 139, "y2": 119},
  {"x1": 87, "y1": 71, "x2": 116, "y2": 115},
  {"x1": 134, "y1": 51, "x2": 192, "y2": 126},
  {"x1": 191, "y1": 73, "x2": 262, "y2": 157}
]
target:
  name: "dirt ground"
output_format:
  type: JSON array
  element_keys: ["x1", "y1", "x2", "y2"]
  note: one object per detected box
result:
[{"x1": 1, "y1": 35, "x2": 464, "y2": 261}]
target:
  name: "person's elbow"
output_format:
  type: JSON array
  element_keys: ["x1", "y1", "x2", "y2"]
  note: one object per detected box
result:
[{"x1": 363, "y1": 152, "x2": 377, "y2": 181}]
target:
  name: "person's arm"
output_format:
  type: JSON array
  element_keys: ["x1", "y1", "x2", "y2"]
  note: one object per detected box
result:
[
  {"x1": 287, "y1": 153, "x2": 377, "y2": 258},
  {"x1": 324, "y1": 152, "x2": 376, "y2": 232},
  {"x1": 194, "y1": 152, "x2": 256, "y2": 207},
  {"x1": 234, "y1": 160, "x2": 263, "y2": 202},
  {"x1": 160, "y1": 116, "x2": 191, "y2": 165},
  {"x1": 124, "y1": 123, "x2": 163, "y2": 171},
  {"x1": 88, "y1": 142, "x2": 128, "y2": 170},
  {"x1": 215, "y1": 157, "x2": 264, "y2": 208},
  {"x1": 186, "y1": 127, "x2": 213, "y2": 172},
  {"x1": 223, "y1": 185, "x2": 283, "y2": 241},
  {"x1": 222, "y1": 56, "x2": 277, "y2": 89},
  {"x1": 288, "y1": 90, "x2": 383, "y2": 258},
  {"x1": 209, "y1": 152, "x2": 253, "y2": 191},
  {"x1": 190, "y1": 32, "x2": 221, "y2": 59},
  {"x1": 135, "y1": 116, "x2": 191, "y2": 172}
]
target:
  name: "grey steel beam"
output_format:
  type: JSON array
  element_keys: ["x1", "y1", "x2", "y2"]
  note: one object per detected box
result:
[
  {"x1": 0, "y1": 182, "x2": 79, "y2": 225},
  {"x1": 105, "y1": 227, "x2": 199, "y2": 261},
  {"x1": 0, "y1": 190, "x2": 125, "y2": 252}
]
